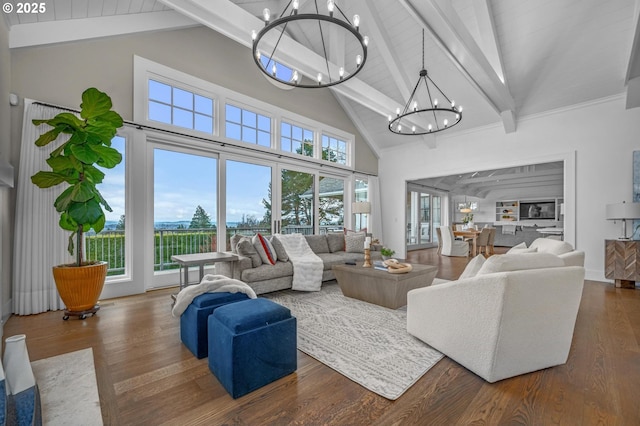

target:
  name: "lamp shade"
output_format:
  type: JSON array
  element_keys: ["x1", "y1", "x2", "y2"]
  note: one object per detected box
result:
[
  {"x1": 352, "y1": 201, "x2": 371, "y2": 214},
  {"x1": 606, "y1": 202, "x2": 640, "y2": 220}
]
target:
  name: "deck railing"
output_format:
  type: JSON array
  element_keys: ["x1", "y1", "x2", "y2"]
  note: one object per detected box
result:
[{"x1": 86, "y1": 225, "x2": 342, "y2": 275}]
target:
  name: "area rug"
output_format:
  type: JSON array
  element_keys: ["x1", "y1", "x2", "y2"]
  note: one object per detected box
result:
[
  {"x1": 31, "y1": 348, "x2": 103, "y2": 425},
  {"x1": 264, "y1": 282, "x2": 444, "y2": 400}
]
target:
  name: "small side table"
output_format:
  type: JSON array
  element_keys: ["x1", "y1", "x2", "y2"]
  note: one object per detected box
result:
[
  {"x1": 605, "y1": 239, "x2": 639, "y2": 289},
  {"x1": 171, "y1": 252, "x2": 239, "y2": 290}
]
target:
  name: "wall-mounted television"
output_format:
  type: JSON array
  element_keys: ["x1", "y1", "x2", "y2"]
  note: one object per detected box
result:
[{"x1": 519, "y1": 201, "x2": 556, "y2": 219}]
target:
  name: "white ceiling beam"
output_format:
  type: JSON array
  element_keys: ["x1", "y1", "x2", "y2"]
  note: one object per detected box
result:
[
  {"x1": 8, "y1": 10, "x2": 198, "y2": 48},
  {"x1": 625, "y1": 3, "x2": 640, "y2": 109},
  {"x1": 353, "y1": 0, "x2": 435, "y2": 149},
  {"x1": 399, "y1": 0, "x2": 517, "y2": 133},
  {"x1": 159, "y1": 0, "x2": 411, "y2": 119}
]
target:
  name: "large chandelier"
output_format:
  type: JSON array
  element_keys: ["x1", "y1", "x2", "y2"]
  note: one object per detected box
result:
[
  {"x1": 388, "y1": 30, "x2": 462, "y2": 135},
  {"x1": 251, "y1": 0, "x2": 368, "y2": 88}
]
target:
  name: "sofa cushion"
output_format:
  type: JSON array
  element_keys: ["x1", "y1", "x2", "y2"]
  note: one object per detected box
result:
[
  {"x1": 230, "y1": 234, "x2": 244, "y2": 253},
  {"x1": 530, "y1": 238, "x2": 574, "y2": 255},
  {"x1": 237, "y1": 238, "x2": 262, "y2": 268},
  {"x1": 305, "y1": 235, "x2": 330, "y2": 254},
  {"x1": 241, "y1": 261, "x2": 294, "y2": 282},
  {"x1": 507, "y1": 246, "x2": 538, "y2": 254},
  {"x1": 269, "y1": 235, "x2": 289, "y2": 262},
  {"x1": 345, "y1": 233, "x2": 365, "y2": 253},
  {"x1": 477, "y1": 252, "x2": 565, "y2": 276},
  {"x1": 252, "y1": 233, "x2": 276, "y2": 266},
  {"x1": 316, "y1": 252, "x2": 364, "y2": 270},
  {"x1": 326, "y1": 232, "x2": 345, "y2": 253},
  {"x1": 459, "y1": 255, "x2": 486, "y2": 279}
]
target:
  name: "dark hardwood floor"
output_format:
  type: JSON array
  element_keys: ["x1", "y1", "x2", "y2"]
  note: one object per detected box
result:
[{"x1": 5, "y1": 248, "x2": 640, "y2": 425}]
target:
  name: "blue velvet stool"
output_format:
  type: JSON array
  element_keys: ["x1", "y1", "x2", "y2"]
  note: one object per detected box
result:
[
  {"x1": 180, "y1": 292, "x2": 250, "y2": 359},
  {"x1": 208, "y1": 298, "x2": 297, "y2": 399}
]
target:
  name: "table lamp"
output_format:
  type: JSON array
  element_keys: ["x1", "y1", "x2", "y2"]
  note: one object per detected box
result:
[
  {"x1": 606, "y1": 201, "x2": 640, "y2": 239},
  {"x1": 352, "y1": 201, "x2": 371, "y2": 231}
]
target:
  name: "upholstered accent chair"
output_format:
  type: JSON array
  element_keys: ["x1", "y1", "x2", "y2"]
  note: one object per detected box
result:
[{"x1": 439, "y1": 226, "x2": 469, "y2": 257}]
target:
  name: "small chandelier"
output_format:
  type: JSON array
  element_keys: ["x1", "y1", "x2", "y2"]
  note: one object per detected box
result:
[
  {"x1": 251, "y1": 0, "x2": 368, "y2": 88},
  {"x1": 388, "y1": 30, "x2": 462, "y2": 135}
]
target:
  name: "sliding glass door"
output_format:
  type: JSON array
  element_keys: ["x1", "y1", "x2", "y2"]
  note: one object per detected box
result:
[
  {"x1": 278, "y1": 167, "x2": 315, "y2": 234},
  {"x1": 407, "y1": 188, "x2": 441, "y2": 250}
]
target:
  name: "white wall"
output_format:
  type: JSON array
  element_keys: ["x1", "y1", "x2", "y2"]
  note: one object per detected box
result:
[{"x1": 380, "y1": 95, "x2": 640, "y2": 281}]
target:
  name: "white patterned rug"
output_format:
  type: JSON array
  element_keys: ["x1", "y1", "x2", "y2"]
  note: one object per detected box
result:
[
  {"x1": 31, "y1": 348, "x2": 102, "y2": 425},
  {"x1": 264, "y1": 281, "x2": 444, "y2": 400}
]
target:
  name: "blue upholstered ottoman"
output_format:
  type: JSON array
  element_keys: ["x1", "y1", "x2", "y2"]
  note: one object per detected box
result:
[
  {"x1": 180, "y1": 292, "x2": 250, "y2": 359},
  {"x1": 208, "y1": 298, "x2": 297, "y2": 399}
]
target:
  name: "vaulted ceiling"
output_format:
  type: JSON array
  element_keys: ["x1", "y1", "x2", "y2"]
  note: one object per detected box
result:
[{"x1": 5, "y1": 0, "x2": 640, "y2": 157}]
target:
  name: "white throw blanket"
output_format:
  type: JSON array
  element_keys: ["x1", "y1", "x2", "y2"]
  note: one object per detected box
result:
[
  {"x1": 171, "y1": 274, "x2": 257, "y2": 317},
  {"x1": 502, "y1": 224, "x2": 517, "y2": 235},
  {"x1": 275, "y1": 233, "x2": 324, "y2": 291}
]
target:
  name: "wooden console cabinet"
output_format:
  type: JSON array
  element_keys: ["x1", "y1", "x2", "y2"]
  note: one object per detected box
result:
[{"x1": 605, "y1": 240, "x2": 640, "y2": 289}]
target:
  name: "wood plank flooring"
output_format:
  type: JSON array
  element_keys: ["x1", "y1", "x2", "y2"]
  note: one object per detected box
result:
[{"x1": 4, "y1": 248, "x2": 640, "y2": 425}]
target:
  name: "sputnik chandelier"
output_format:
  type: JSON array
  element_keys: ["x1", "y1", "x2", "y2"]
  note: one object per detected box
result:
[
  {"x1": 251, "y1": 0, "x2": 368, "y2": 88},
  {"x1": 388, "y1": 30, "x2": 462, "y2": 135}
]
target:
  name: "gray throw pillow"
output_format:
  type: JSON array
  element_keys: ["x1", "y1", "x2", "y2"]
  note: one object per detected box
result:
[
  {"x1": 326, "y1": 232, "x2": 345, "y2": 252},
  {"x1": 305, "y1": 235, "x2": 330, "y2": 253},
  {"x1": 229, "y1": 234, "x2": 243, "y2": 253},
  {"x1": 345, "y1": 233, "x2": 365, "y2": 253},
  {"x1": 269, "y1": 236, "x2": 289, "y2": 262},
  {"x1": 236, "y1": 238, "x2": 262, "y2": 267}
]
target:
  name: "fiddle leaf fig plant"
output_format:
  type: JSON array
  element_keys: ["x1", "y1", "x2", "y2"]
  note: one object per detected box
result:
[{"x1": 31, "y1": 88, "x2": 124, "y2": 266}]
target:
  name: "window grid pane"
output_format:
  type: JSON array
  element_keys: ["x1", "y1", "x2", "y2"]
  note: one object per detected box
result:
[
  {"x1": 147, "y1": 80, "x2": 214, "y2": 134},
  {"x1": 321, "y1": 134, "x2": 348, "y2": 165},
  {"x1": 282, "y1": 121, "x2": 314, "y2": 157},
  {"x1": 226, "y1": 104, "x2": 272, "y2": 147}
]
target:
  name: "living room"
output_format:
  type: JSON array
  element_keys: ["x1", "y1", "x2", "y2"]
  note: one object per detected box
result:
[{"x1": 1, "y1": 1, "x2": 639, "y2": 424}]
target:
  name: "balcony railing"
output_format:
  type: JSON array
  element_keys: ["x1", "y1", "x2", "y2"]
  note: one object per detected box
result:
[{"x1": 86, "y1": 225, "x2": 343, "y2": 275}]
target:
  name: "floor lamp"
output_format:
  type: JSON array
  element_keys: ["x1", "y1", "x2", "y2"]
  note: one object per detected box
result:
[{"x1": 352, "y1": 201, "x2": 371, "y2": 232}]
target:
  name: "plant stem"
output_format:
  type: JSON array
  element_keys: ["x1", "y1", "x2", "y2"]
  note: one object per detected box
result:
[{"x1": 77, "y1": 224, "x2": 83, "y2": 266}]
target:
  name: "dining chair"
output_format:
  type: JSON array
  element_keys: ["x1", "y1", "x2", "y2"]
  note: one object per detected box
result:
[
  {"x1": 475, "y1": 228, "x2": 492, "y2": 257},
  {"x1": 435, "y1": 227, "x2": 443, "y2": 255},
  {"x1": 486, "y1": 227, "x2": 496, "y2": 255},
  {"x1": 439, "y1": 226, "x2": 469, "y2": 257}
]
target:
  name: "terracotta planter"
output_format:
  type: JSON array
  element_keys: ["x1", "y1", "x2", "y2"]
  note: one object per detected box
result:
[{"x1": 52, "y1": 261, "x2": 107, "y2": 312}]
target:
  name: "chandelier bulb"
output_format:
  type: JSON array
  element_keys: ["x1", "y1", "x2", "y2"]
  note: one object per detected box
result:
[
  {"x1": 451, "y1": 100, "x2": 455, "y2": 107},
  {"x1": 413, "y1": 101, "x2": 418, "y2": 111},
  {"x1": 353, "y1": 14, "x2": 360, "y2": 30},
  {"x1": 428, "y1": 124, "x2": 433, "y2": 132},
  {"x1": 339, "y1": 67, "x2": 345, "y2": 79},
  {"x1": 434, "y1": 98, "x2": 438, "y2": 107},
  {"x1": 356, "y1": 54, "x2": 362, "y2": 67},
  {"x1": 363, "y1": 36, "x2": 369, "y2": 47},
  {"x1": 412, "y1": 125, "x2": 416, "y2": 133},
  {"x1": 458, "y1": 106, "x2": 463, "y2": 112},
  {"x1": 327, "y1": 0, "x2": 334, "y2": 15},
  {"x1": 444, "y1": 119, "x2": 449, "y2": 127},
  {"x1": 263, "y1": 8, "x2": 270, "y2": 23},
  {"x1": 388, "y1": 114, "x2": 392, "y2": 122},
  {"x1": 396, "y1": 107, "x2": 400, "y2": 116},
  {"x1": 251, "y1": 30, "x2": 257, "y2": 41},
  {"x1": 398, "y1": 124, "x2": 402, "y2": 132},
  {"x1": 256, "y1": 50, "x2": 261, "y2": 60},
  {"x1": 293, "y1": 0, "x2": 299, "y2": 13},
  {"x1": 292, "y1": 70, "x2": 299, "y2": 84},
  {"x1": 317, "y1": 73, "x2": 323, "y2": 84},
  {"x1": 456, "y1": 114, "x2": 460, "y2": 120},
  {"x1": 272, "y1": 63, "x2": 277, "y2": 76}
]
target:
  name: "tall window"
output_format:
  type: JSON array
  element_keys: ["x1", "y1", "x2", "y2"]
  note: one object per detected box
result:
[
  {"x1": 319, "y1": 176, "x2": 344, "y2": 233},
  {"x1": 281, "y1": 122, "x2": 314, "y2": 157},
  {"x1": 148, "y1": 80, "x2": 214, "y2": 133},
  {"x1": 87, "y1": 136, "x2": 126, "y2": 276},
  {"x1": 225, "y1": 104, "x2": 271, "y2": 147},
  {"x1": 322, "y1": 134, "x2": 347, "y2": 165}
]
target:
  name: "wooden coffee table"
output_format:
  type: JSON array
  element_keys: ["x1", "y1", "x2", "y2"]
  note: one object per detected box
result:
[{"x1": 332, "y1": 263, "x2": 438, "y2": 309}]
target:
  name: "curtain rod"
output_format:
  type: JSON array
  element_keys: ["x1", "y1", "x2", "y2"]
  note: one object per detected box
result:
[{"x1": 32, "y1": 101, "x2": 378, "y2": 178}]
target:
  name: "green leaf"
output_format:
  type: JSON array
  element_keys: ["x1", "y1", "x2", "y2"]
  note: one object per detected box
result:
[
  {"x1": 34, "y1": 128, "x2": 63, "y2": 147},
  {"x1": 86, "y1": 125, "x2": 118, "y2": 145},
  {"x1": 83, "y1": 165, "x2": 105, "y2": 184},
  {"x1": 50, "y1": 141, "x2": 68, "y2": 158},
  {"x1": 54, "y1": 186, "x2": 75, "y2": 212},
  {"x1": 68, "y1": 198, "x2": 103, "y2": 225},
  {"x1": 69, "y1": 155, "x2": 83, "y2": 172},
  {"x1": 59, "y1": 212, "x2": 78, "y2": 231},
  {"x1": 91, "y1": 145, "x2": 123, "y2": 169},
  {"x1": 71, "y1": 181, "x2": 95, "y2": 203},
  {"x1": 46, "y1": 156, "x2": 75, "y2": 172},
  {"x1": 67, "y1": 130, "x2": 88, "y2": 145},
  {"x1": 69, "y1": 143, "x2": 100, "y2": 164},
  {"x1": 88, "y1": 110, "x2": 124, "y2": 129},
  {"x1": 68, "y1": 233, "x2": 75, "y2": 256},
  {"x1": 94, "y1": 189, "x2": 112, "y2": 212},
  {"x1": 44, "y1": 113, "x2": 85, "y2": 130},
  {"x1": 31, "y1": 171, "x2": 67, "y2": 188},
  {"x1": 80, "y1": 88, "x2": 113, "y2": 120},
  {"x1": 93, "y1": 212, "x2": 106, "y2": 233}
]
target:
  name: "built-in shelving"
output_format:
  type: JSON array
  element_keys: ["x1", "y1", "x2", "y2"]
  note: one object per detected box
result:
[{"x1": 496, "y1": 200, "x2": 519, "y2": 221}]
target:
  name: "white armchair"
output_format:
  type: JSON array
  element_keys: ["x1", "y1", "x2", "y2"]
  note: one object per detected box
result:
[
  {"x1": 407, "y1": 254, "x2": 585, "y2": 382},
  {"x1": 439, "y1": 226, "x2": 469, "y2": 257}
]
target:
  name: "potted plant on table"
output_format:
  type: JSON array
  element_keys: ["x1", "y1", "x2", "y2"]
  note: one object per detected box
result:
[
  {"x1": 31, "y1": 88, "x2": 124, "y2": 320},
  {"x1": 380, "y1": 247, "x2": 395, "y2": 260}
]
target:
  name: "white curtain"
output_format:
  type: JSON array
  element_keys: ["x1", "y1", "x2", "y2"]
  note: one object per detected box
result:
[
  {"x1": 13, "y1": 102, "x2": 73, "y2": 315},
  {"x1": 368, "y1": 176, "x2": 383, "y2": 241}
]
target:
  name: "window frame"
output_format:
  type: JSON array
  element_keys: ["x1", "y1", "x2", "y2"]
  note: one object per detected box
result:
[{"x1": 224, "y1": 101, "x2": 272, "y2": 148}]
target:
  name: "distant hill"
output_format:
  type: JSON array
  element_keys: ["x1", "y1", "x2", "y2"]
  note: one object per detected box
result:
[{"x1": 103, "y1": 221, "x2": 241, "y2": 230}]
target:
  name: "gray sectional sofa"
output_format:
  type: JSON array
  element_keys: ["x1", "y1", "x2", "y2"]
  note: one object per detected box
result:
[{"x1": 216, "y1": 233, "x2": 381, "y2": 295}]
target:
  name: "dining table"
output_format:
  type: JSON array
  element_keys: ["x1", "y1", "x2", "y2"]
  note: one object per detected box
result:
[{"x1": 453, "y1": 229, "x2": 482, "y2": 256}]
